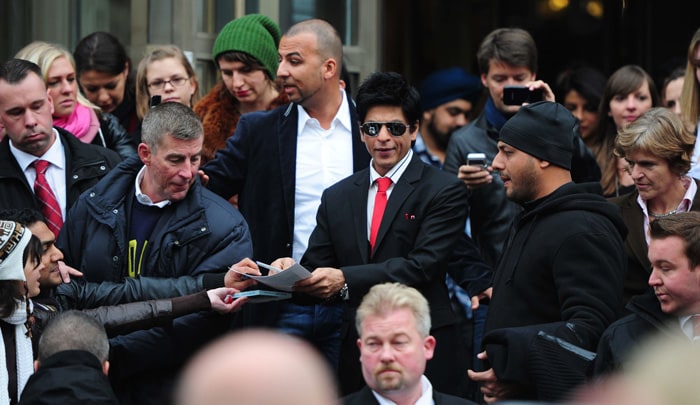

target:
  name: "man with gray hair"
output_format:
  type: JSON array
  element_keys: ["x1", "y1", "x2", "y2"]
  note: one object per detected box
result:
[
  {"x1": 57, "y1": 102, "x2": 254, "y2": 403},
  {"x1": 344, "y1": 283, "x2": 477, "y2": 405},
  {"x1": 19, "y1": 310, "x2": 118, "y2": 403}
]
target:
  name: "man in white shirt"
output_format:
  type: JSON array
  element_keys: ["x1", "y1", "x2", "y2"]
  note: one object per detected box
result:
[
  {"x1": 201, "y1": 18, "x2": 370, "y2": 369},
  {"x1": 343, "y1": 283, "x2": 476, "y2": 405},
  {"x1": 594, "y1": 211, "x2": 700, "y2": 374}
]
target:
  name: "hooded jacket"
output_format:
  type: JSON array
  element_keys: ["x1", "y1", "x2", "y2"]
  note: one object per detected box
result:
[
  {"x1": 443, "y1": 111, "x2": 601, "y2": 268},
  {"x1": 482, "y1": 182, "x2": 627, "y2": 401}
]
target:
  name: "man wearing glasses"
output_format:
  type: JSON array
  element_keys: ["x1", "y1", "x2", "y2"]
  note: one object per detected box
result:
[{"x1": 273, "y1": 71, "x2": 470, "y2": 397}]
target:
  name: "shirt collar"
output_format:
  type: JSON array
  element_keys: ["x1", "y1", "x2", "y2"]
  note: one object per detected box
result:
[
  {"x1": 296, "y1": 88, "x2": 352, "y2": 134},
  {"x1": 134, "y1": 165, "x2": 171, "y2": 208},
  {"x1": 369, "y1": 149, "x2": 414, "y2": 186},
  {"x1": 371, "y1": 375, "x2": 434, "y2": 405},
  {"x1": 413, "y1": 132, "x2": 443, "y2": 169},
  {"x1": 10, "y1": 128, "x2": 66, "y2": 171},
  {"x1": 636, "y1": 176, "x2": 697, "y2": 216},
  {"x1": 678, "y1": 314, "x2": 698, "y2": 340}
]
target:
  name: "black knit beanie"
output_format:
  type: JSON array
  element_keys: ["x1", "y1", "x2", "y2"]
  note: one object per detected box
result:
[{"x1": 498, "y1": 101, "x2": 576, "y2": 170}]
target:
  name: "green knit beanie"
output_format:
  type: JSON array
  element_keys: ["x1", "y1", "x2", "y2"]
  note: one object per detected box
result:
[{"x1": 212, "y1": 14, "x2": 281, "y2": 79}]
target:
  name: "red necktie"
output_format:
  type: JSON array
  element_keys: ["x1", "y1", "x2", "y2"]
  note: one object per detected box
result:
[
  {"x1": 370, "y1": 177, "x2": 392, "y2": 253},
  {"x1": 33, "y1": 159, "x2": 63, "y2": 237}
]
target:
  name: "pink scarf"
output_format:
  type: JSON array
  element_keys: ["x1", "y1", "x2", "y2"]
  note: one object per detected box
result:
[{"x1": 53, "y1": 103, "x2": 100, "y2": 144}]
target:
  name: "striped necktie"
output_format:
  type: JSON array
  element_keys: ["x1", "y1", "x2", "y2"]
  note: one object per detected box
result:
[{"x1": 32, "y1": 159, "x2": 63, "y2": 237}]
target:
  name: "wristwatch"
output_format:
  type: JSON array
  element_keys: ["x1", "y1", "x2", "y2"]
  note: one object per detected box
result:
[{"x1": 338, "y1": 283, "x2": 349, "y2": 301}]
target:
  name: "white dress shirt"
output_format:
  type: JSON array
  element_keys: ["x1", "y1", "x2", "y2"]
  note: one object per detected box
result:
[
  {"x1": 10, "y1": 128, "x2": 68, "y2": 217},
  {"x1": 293, "y1": 88, "x2": 354, "y2": 261},
  {"x1": 134, "y1": 165, "x2": 171, "y2": 208},
  {"x1": 366, "y1": 149, "x2": 413, "y2": 239},
  {"x1": 678, "y1": 315, "x2": 700, "y2": 341},
  {"x1": 637, "y1": 176, "x2": 696, "y2": 245},
  {"x1": 371, "y1": 374, "x2": 435, "y2": 405}
]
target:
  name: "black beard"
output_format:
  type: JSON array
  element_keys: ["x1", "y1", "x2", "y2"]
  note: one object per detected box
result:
[{"x1": 426, "y1": 120, "x2": 453, "y2": 152}]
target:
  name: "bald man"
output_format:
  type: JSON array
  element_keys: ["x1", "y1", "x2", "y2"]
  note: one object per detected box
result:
[{"x1": 176, "y1": 330, "x2": 339, "y2": 405}]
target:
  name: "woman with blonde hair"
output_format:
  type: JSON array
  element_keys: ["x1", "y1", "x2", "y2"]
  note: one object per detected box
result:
[
  {"x1": 135, "y1": 45, "x2": 200, "y2": 120},
  {"x1": 15, "y1": 41, "x2": 136, "y2": 160},
  {"x1": 679, "y1": 28, "x2": 700, "y2": 178},
  {"x1": 611, "y1": 107, "x2": 698, "y2": 303}
]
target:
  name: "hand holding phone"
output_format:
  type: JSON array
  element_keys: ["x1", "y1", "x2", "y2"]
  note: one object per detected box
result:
[
  {"x1": 503, "y1": 85, "x2": 543, "y2": 105},
  {"x1": 466, "y1": 153, "x2": 488, "y2": 169},
  {"x1": 460, "y1": 153, "x2": 493, "y2": 190}
]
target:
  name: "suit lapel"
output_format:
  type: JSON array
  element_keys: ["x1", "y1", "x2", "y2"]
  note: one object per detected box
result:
[
  {"x1": 623, "y1": 182, "x2": 700, "y2": 277},
  {"x1": 278, "y1": 104, "x2": 298, "y2": 235},
  {"x1": 373, "y1": 155, "x2": 422, "y2": 254},
  {"x1": 355, "y1": 386, "x2": 380, "y2": 404},
  {"x1": 351, "y1": 172, "x2": 371, "y2": 261},
  {"x1": 619, "y1": 193, "x2": 650, "y2": 273}
]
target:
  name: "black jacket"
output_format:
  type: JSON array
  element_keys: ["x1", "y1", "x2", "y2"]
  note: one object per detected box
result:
[
  {"x1": 201, "y1": 91, "x2": 370, "y2": 328},
  {"x1": 443, "y1": 112, "x2": 600, "y2": 268},
  {"x1": 343, "y1": 385, "x2": 477, "y2": 405},
  {"x1": 0, "y1": 127, "x2": 121, "y2": 212},
  {"x1": 19, "y1": 350, "x2": 118, "y2": 404},
  {"x1": 56, "y1": 156, "x2": 252, "y2": 403},
  {"x1": 57, "y1": 156, "x2": 252, "y2": 281},
  {"x1": 92, "y1": 112, "x2": 137, "y2": 160},
  {"x1": 29, "y1": 273, "x2": 220, "y2": 350},
  {"x1": 203, "y1": 91, "x2": 369, "y2": 264},
  {"x1": 482, "y1": 182, "x2": 627, "y2": 401},
  {"x1": 610, "y1": 179, "x2": 700, "y2": 303},
  {"x1": 592, "y1": 290, "x2": 681, "y2": 375}
]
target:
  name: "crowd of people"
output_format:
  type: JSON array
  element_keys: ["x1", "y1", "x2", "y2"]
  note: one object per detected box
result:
[{"x1": 1, "y1": 11, "x2": 700, "y2": 405}]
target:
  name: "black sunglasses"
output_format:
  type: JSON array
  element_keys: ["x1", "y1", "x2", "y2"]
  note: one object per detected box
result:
[{"x1": 360, "y1": 122, "x2": 413, "y2": 137}]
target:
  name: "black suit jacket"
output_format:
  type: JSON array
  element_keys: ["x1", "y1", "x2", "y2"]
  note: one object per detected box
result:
[
  {"x1": 302, "y1": 154, "x2": 469, "y2": 395},
  {"x1": 301, "y1": 154, "x2": 468, "y2": 329},
  {"x1": 203, "y1": 91, "x2": 369, "y2": 264},
  {"x1": 342, "y1": 385, "x2": 477, "y2": 405},
  {"x1": 0, "y1": 127, "x2": 121, "y2": 213},
  {"x1": 202, "y1": 92, "x2": 369, "y2": 327},
  {"x1": 610, "y1": 179, "x2": 700, "y2": 303}
]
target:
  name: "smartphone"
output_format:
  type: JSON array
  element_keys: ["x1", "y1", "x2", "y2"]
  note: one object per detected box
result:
[
  {"x1": 466, "y1": 152, "x2": 487, "y2": 168},
  {"x1": 149, "y1": 95, "x2": 161, "y2": 108},
  {"x1": 503, "y1": 85, "x2": 543, "y2": 105}
]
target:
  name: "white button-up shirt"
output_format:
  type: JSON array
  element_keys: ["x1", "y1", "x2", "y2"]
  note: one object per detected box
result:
[{"x1": 293, "y1": 89, "x2": 354, "y2": 261}]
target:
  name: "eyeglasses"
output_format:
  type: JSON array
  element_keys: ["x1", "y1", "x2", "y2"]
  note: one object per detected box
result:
[
  {"x1": 360, "y1": 122, "x2": 413, "y2": 137},
  {"x1": 147, "y1": 76, "x2": 190, "y2": 90}
]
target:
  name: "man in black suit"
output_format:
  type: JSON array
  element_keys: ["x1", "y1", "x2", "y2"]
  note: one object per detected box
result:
[
  {"x1": 343, "y1": 283, "x2": 476, "y2": 405},
  {"x1": 0, "y1": 59, "x2": 120, "y2": 238},
  {"x1": 201, "y1": 19, "x2": 370, "y2": 367},
  {"x1": 275, "y1": 71, "x2": 470, "y2": 396}
]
